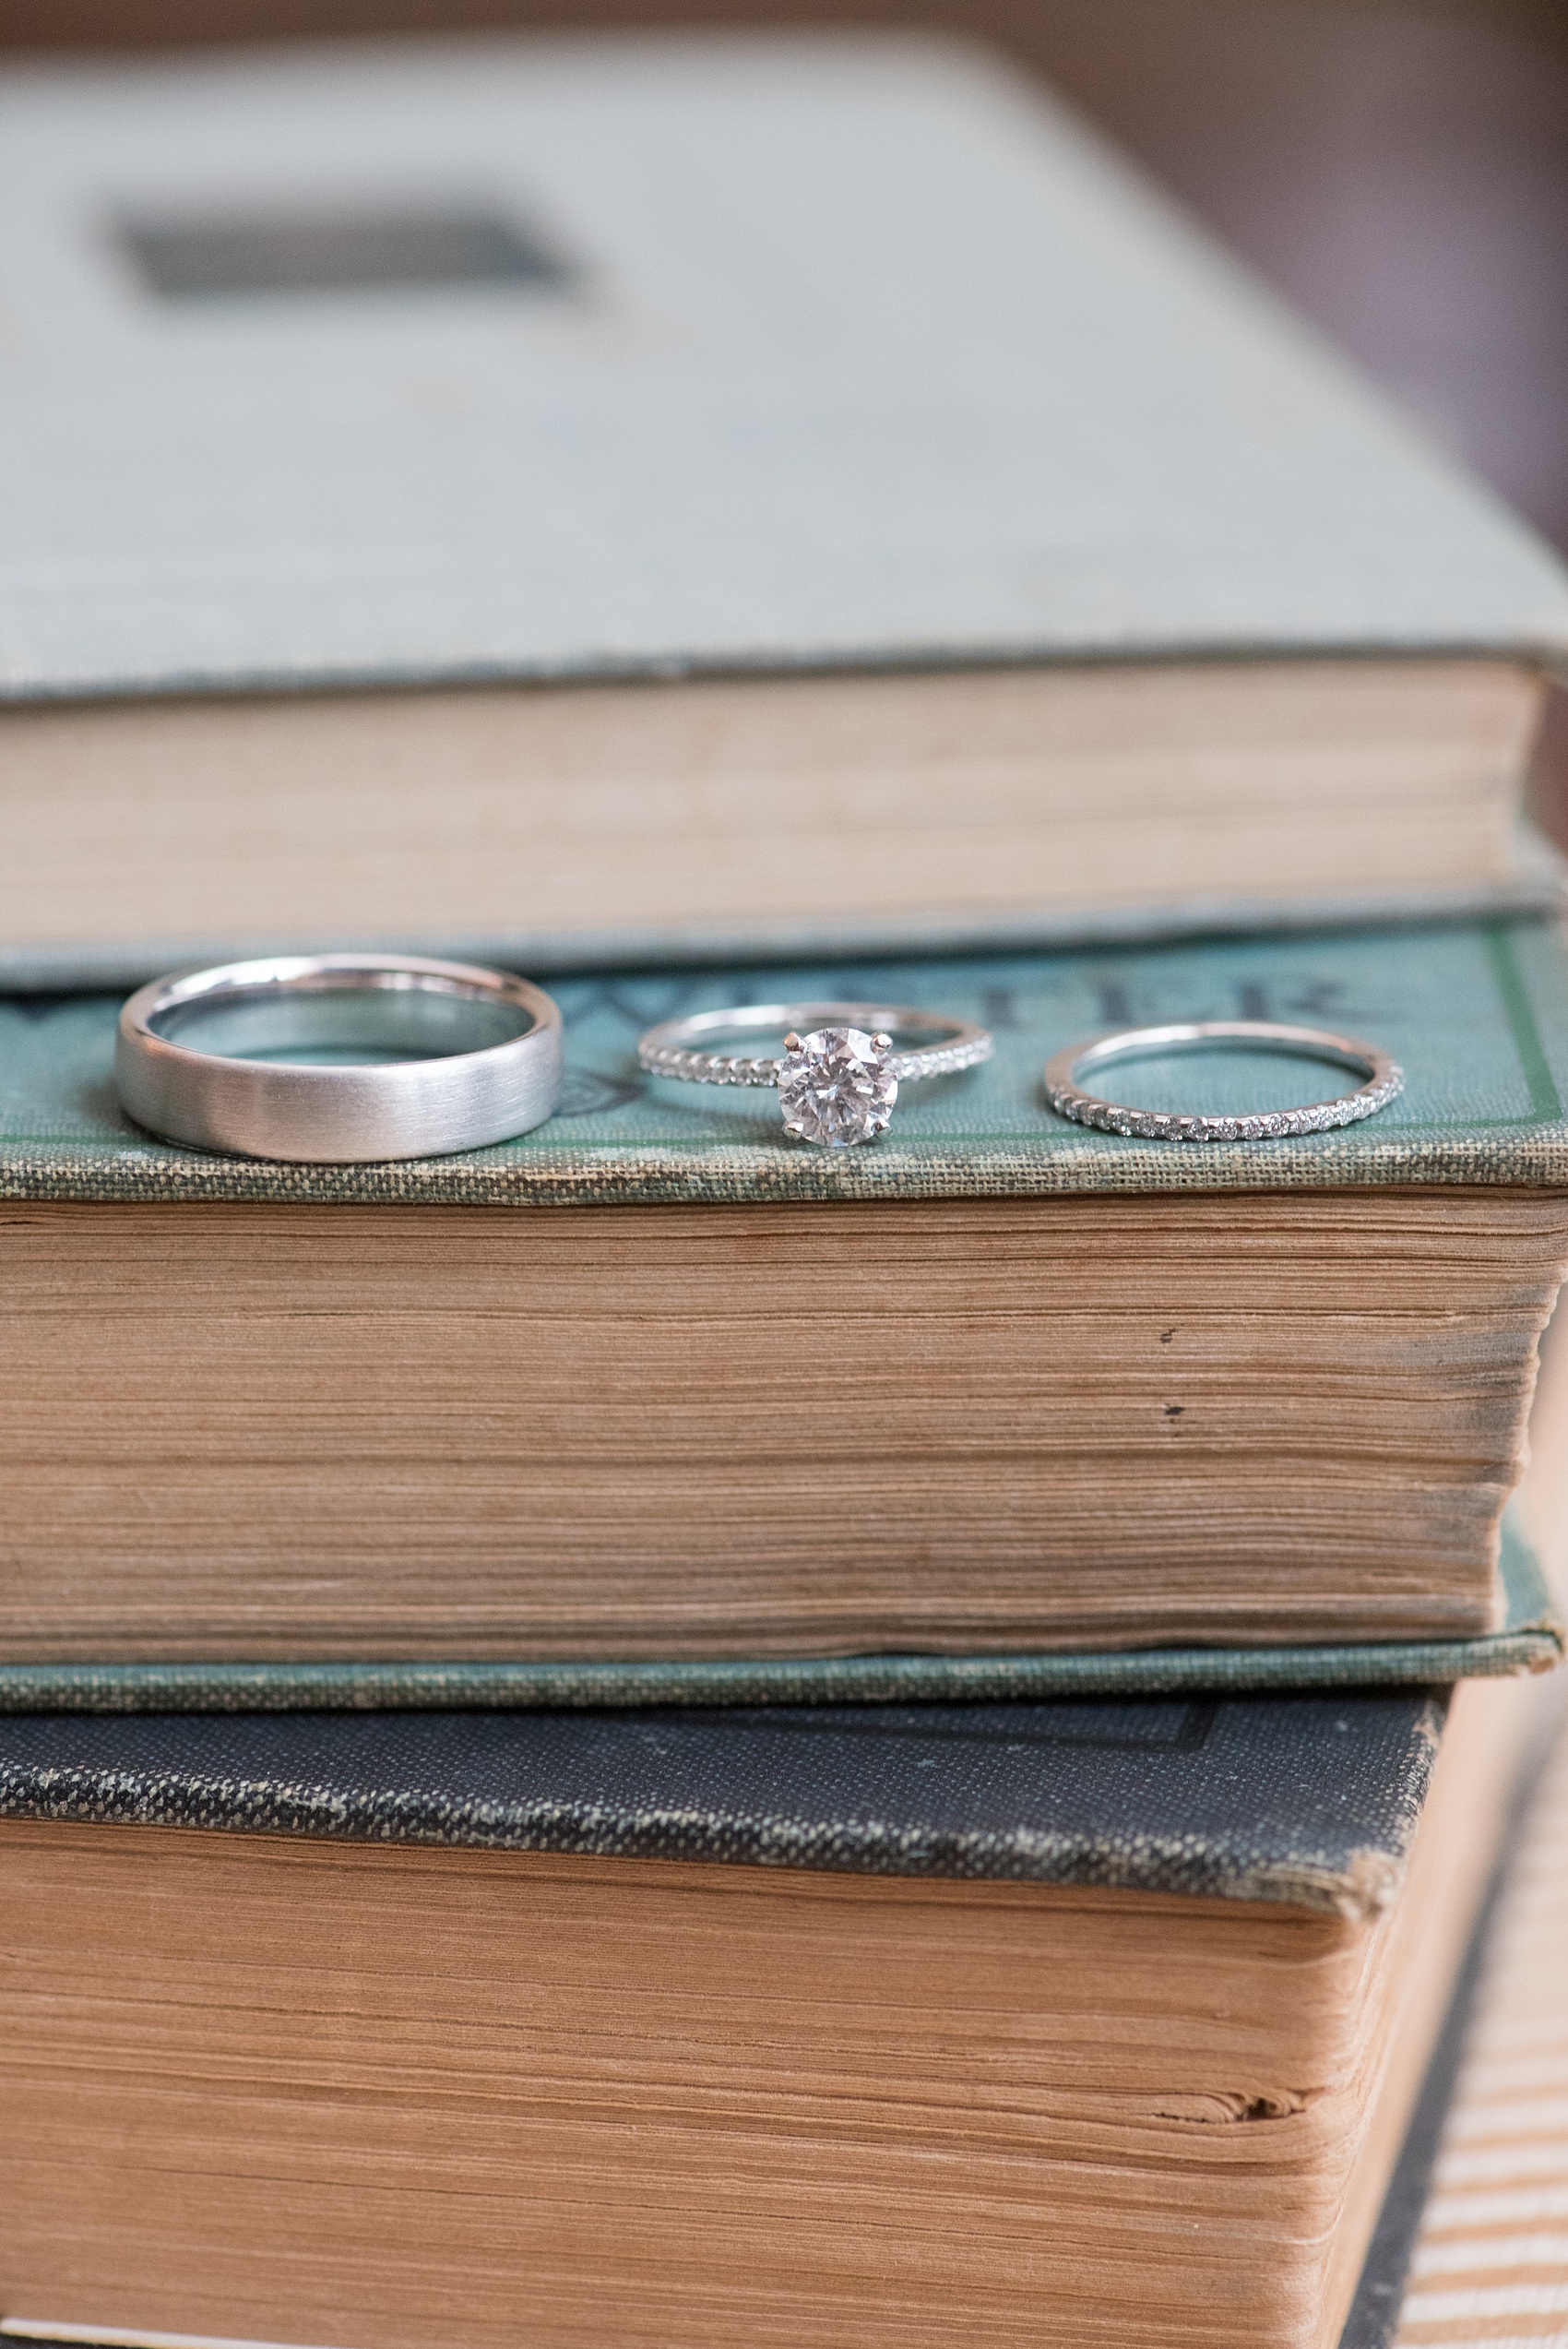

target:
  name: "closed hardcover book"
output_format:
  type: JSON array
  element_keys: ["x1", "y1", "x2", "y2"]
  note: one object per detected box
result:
[
  {"x1": 0, "y1": 1516, "x2": 1557, "y2": 1718},
  {"x1": 2, "y1": 917, "x2": 1566, "y2": 1677},
  {"x1": 2, "y1": 35, "x2": 1568, "y2": 984},
  {"x1": 0, "y1": 1676, "x2": 1536, "y2": 2348}
]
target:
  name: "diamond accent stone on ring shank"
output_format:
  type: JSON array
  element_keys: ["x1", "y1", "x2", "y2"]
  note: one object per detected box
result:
[{"x1": 778, "y1": 1027, "x2": 897, "y2": 1148}]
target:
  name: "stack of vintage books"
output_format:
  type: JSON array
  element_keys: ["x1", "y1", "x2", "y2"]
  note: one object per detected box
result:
[{"x1": 2, "y1": 31, "x2": 1567, "y2": 2349}]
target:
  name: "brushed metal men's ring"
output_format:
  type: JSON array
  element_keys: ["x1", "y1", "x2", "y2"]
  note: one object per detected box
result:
[
  {"x1": 637, "y1": 1001, "x2": 992, "y2": 1148},
  {"x1": 116, "y1": 954, "x2": 564, "y2": 1163},
  {"x1": 1042, "y1": 1019, "x2": 1403, "y2": 1143}
]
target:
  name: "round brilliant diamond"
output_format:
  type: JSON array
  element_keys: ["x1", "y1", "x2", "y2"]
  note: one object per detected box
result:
[{"x1": 777, "y1": 1026, "x2": 897, "y2": 1148}]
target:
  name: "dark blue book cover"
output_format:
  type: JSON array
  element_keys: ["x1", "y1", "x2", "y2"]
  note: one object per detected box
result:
[{"x1": 0, "y1": 1687, "x2": 1444, "y2": 1914}]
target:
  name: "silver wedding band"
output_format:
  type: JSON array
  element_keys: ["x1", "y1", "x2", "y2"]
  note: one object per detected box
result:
[
  {"x1": 1042, "y1": 1019, "x2": 1403, "y2": 1142},
  {"x1": 116, "y1": 954, "x2": 564, "y2": 1163}
]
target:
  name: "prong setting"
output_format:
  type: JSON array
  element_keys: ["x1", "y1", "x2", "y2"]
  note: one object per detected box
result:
[{"x1": 776, "y1": 1026, "x2": 898, "y2": 1148}]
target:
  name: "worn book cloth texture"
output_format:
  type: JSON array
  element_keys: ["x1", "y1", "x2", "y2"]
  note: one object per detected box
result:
[
  {"x1": 1, "y1": 35, "x2": 1565, "y2": 703},
  {"x1": 0, "y1": 1687, "x2": 1444, "y2": 1913},
  {"x1": 4, "y1": 917, "x2": 1568, "y2": 1207}
]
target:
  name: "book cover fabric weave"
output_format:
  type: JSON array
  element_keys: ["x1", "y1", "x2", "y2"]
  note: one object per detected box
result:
[
  {"x1": 1, "y1": 35, "x2": 1566, "y2": 702},
  {"x1": 0, "y1": 1686, "x2": 1447, "y2": 1917},
  {"x1": 4, "y1": 917, "x2": 1568, "y2": 1207}
]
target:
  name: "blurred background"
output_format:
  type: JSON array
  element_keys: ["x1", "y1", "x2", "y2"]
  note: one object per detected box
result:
[
  {"x1": 6, "y1": 0, "x2": 1565, "y2": 539},
  {"x1": 13, "y1": 0, "x2": 1568, "y2": 823}
]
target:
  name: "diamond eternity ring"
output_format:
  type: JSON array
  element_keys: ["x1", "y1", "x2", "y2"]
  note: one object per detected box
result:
[
  {"x1": 637, "y1": 1001, "x2": 993, "y2": 1148},
  {"x1": 1042, "y1": 1019, "x2": 1403, "y2": 1143}
]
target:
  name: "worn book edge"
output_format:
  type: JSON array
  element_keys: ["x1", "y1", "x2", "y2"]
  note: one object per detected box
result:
[
  {"x1": 0, "y1": 1702, "x2": 1446, "y2": 1915},
  {"x1": 0, "y1": 1708, "x2": 1547, "y2": 2349},
  {"x1": 1, "y1": 1523, "x2": 1553, "y2": 1717},
  {"x1": 0, "y1": 1730, "x2": 1526, "y2": 2349}
]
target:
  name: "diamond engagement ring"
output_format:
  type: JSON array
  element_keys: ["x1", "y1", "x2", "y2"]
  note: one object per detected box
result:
[
  {"x1": 1042, "y1": 1019, "x2": 1403, "y2": 1142},
  {"x1": 637, "y1": 1002, "x2": 993, "y2": 1148}
]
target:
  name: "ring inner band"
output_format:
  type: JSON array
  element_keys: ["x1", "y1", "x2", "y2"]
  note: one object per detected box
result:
[
  {"x1": 1072, "y1": 1030, "x2": 1374, "y2": 1086},
  {"x1": 659, "y1": 1006, "x2": 963, "y2": 1052},
  {"x1": 150, "y1": 972, "x2": 540, "y2": 1066}
]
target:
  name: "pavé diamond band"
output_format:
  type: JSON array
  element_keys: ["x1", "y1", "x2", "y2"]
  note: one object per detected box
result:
[
  {"x1": 638, "y1": 1001, "x2": 992, "y2": 1148},
  {"x1": 1042, "y1": 1019, "x2": 1403, "y2": 1143}
]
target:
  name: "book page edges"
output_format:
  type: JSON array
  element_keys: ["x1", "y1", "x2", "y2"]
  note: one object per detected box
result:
[
  {"x1": 0, "y1": 1521, "x2": 1551, "y2": 1716},
  {"x1": 0, "y1": 659, "x2": 1549, "y2": 984}
]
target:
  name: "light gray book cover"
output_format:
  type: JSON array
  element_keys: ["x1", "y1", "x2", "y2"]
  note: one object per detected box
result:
[{"x1": 2, "y1": 31, "x2": 1567, "y2": 701}]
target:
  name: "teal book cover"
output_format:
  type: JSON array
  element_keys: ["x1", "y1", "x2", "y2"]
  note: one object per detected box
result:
[{"x1": 4, "y1": 912, "x2": 1568, "y2": 1206}]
